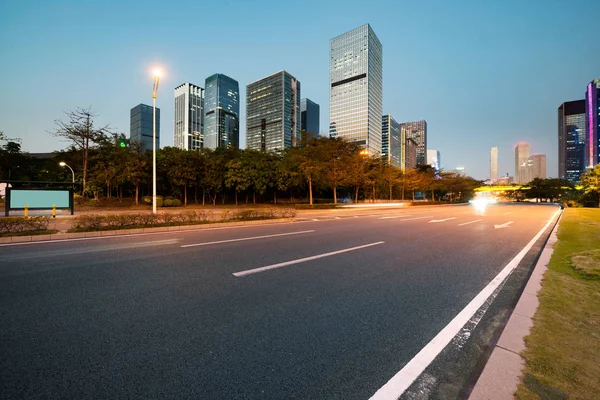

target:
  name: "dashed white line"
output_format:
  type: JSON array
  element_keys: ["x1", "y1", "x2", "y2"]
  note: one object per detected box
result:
[
  {"x1": 233, "y1": 241, "x2": 385, "y2": 277},
  {"x1": 428, "y1": 217, "x2": 457, "y2": 223},
  {"x1": 458, "y1": 219, "x2": 483, "y2": 226},
  {"x1": 181, "y1": 230, "x2": 314, "y2": 248},
  {"x1": 379, "y1": 214, "x2": 413, "y2": 219}
]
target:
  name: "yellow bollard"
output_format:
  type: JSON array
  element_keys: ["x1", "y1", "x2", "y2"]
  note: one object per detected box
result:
[
  {"x1": 24, "y1": 204, "x2": 28, "y2": 217},
  {"x1": 52, "y1": 204, "x2": 57, "y2": 218}
]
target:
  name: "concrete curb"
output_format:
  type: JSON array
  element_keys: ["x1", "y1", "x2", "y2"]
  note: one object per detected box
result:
[{"x1": 468, "y1": 213, "x2": 561, "y2": 400}]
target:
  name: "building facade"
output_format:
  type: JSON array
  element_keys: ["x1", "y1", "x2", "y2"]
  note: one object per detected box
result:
[
  {"x1": 514, "y1": 142, "x2": 531, "y2": 184},
  {"x1": 300, "y1": 98, "x2": 320, "y2": 144},
  {"x1": 529, "y1": 154, "x2": 547, "y2": 180},
  {"x1": 174, "y1": 83, "x2": 204, "y2": 151},
  {"x1": 382, "y1": 115, "x2": 401, "y2": 167},
  {"x1": 490, "y1": 147, "x2": 498, "y2": 184},
  {"x1": 401, "y1": 126, "x2": 417, "y2": 170},
  {"x1": 246, "y1": 71, "x2": 301, "y2": 152},
  {"x1": 427, "y1": 149, "x2": 441, "y2": 171},
  {"x1": 558, "y1": 100, "x2": 586, "y2": 182},
  {"x1": 329, "y1": 24, "x2": 383, "y2": 156},
  {"x1": 585, "y1": 78, "x2": 600, "y2": 169},
  {"x1": 203, "y1": 74, "x2": 240, "y2": 150},
  {"x1": 130, "y1": 103, "x2": 159, "y2": 151},
  {"x1": 400, "y1": 120, "x2": 427, "y2": 166}
]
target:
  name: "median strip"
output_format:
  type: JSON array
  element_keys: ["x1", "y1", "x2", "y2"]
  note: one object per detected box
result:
[
  {"x1": 232, "y1": 241, "x2": 385, "y2": 277},
  {"x1": 181, "y1": 230, "x2": 314, "y2": 248}
]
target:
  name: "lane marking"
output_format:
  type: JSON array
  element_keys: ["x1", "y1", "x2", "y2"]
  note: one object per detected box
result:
[
  {"x1": 233, "y1": 241, "x2": 385, "y2": 277},
  {"x1": 428, "y1": 217, "x2": 457, "y2": 223},
  {"x1": 397, "y1": 216, "x2": 433, "y2": 222},
  {"x1": 458, "y1": 219, "x2": 483, "y2": 226},
  {"x1": 379, "y1": 214, "x2": 413, "y2": 220},
  {"x1": 181, "y1": 230, "x2": 314, "y2": 248},
  {"x1": 494, "y1": 221, "x2": 514, "y2": 229},
  {"x1": 369, "y1": 208, "x2": 561, "y2": 400},
  {"x1": 503, "y1": 212, "x2": 513, "y2": 215}
]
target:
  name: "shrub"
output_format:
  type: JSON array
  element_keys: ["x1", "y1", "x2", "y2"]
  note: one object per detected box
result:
[
  {"x1": 163, "y1": 199, "x2": 173, "y2": 207},
  {"x1": 0, "y1": 216, "x2": 51, "y2": 234},
  {"x1": 172, "y1": 199, "x2": 181, "y2": 207}
]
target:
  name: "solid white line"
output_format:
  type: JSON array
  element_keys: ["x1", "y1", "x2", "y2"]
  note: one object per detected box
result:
[
  {"x1": 379, "y1": 214, "x2": 413, "y2": 220},
  {"x1": 181, "y1": 230, "x2": 314, "y2": 248},
  {"x1": 428, "y1": 217, "x2": 457, "y2": 223},
  {"x1": 233, "y1": 241, "x2": 385, "y2": 277},
  {"x1": 397, "y1": 216, "x2": 433, "y2": 222},
  {"x1": 370, "y1": 208, "x2": 561, "y2": 400},
  {"x1": 458, "y1": 219, "x2": 483, "y2": 226}
]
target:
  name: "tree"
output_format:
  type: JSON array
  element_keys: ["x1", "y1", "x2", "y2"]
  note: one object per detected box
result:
[
  {"x1": 168, "y1": 150, "x2": 198, "y2": 206},
  {"x1": 50, "y1": 107, "x2": 112, "y2": 196},
  {"x1": 125, "y1": 156, "x2": 149, "y2": 205},
  {"x1": 581, "y1": 165, "x2": 600, "y2": 207},
  {"x1": 225, "y1": 157, "x2": 250, "y2": 205}
]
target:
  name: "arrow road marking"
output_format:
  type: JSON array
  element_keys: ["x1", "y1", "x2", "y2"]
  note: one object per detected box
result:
[
  {"x1": 428, "y1": 217, "x2": 457, "y2": 223},
  {"x1": 494, "y1": 221, "x2": 514, "y2": 229}
]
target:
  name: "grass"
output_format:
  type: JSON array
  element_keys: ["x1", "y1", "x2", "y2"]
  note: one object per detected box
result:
[
  {"x1": 516, "y1": 208, "x2": 600, "y2": 399},
  {"x1": 0, "y1": 229, "x2": 58, "y2": 237}
]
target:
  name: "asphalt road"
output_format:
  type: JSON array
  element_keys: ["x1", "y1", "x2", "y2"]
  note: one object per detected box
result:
[{"x1": 0, "y1": 202, "x2": 559, "y2": 399}]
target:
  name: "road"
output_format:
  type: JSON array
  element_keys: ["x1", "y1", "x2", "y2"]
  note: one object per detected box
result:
[{"x1": 0, "y1": 203, "x2": 559, "y2": 399}]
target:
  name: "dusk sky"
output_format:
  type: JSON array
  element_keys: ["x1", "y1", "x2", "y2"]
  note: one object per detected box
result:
[{"x1": 1, "y1": 0, "x2": 598, "y2": 180}]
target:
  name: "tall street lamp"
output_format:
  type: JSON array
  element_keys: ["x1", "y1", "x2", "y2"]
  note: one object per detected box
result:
[
  {"x1": 152, "y1": 69, "x2": 161, "y2": 214},
  {"x1": 59, "y1": 161, "x2": 74, "y2": 184}
]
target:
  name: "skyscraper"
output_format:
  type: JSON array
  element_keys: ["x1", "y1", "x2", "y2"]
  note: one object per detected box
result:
[
  {"x1": 329, "y1": 24, "x2": 383, "y2": 156},
  {"x1": 246, "y1": 71, "x2": 301, "y2": 152},
  {"x1": 585, "y1": 78, "x2": 600, "y2": 168},
  {"x1": 514, "y1": 142, "x2": 530, "y2": 184},
  {"x1": 558, "y1": 100, "x2": 586, "y2": 182},
  {"x1": 528, "y1": 154, "x2": 547, "y2": 180},
  {"x1": 382, "y1": 115, "x2": 401, "y2": 167},
  {"x1": 400, "y1": 120, "x2": 427, "y2": 165},
  {"x1": 401, "y1": 126, "x2": 417, "y2": 170},
  {"x1": 130, "y1": 103, "x2": 159, "y2": 151},
  {"x1": 490, "y1": 147, "x2": 498, "y2": 183},
  {"x1": 300, "y1": 98, "x2": 320, "y2": 144},
  {"x1": 174, "y1": 83, "x2": 204, "y2": 151},
  {"x1": 427, "y1": 149, "x2": 440, "y2": 171},
  {"x1": 203, "y1": 74, "x2": 240, "y2": 150}
]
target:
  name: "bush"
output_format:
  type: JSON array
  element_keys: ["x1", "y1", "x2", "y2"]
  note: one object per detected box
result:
[
  {"x1": 172, "y1": 199, "x2": 181, "y2": 207},
  {"x1": 0, "y1": 216, "x2": 51, "y2": 234},
  {"x1": 163, "y1": 199, "x2": 173, "y2": 207}
]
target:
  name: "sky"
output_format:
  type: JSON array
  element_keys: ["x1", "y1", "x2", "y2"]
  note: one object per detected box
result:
[{"x1": 0, "y1": 0, "x2": 598, "y2": 180}]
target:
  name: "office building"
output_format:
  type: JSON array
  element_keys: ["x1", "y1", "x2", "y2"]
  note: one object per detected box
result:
[
  {"x1": 558, "y1": 100, "x2": 586, "y2": 182},
  {"x1": 528, "y1": 154, "x2": 547, "y2": 180},
  {"x1": 246, "y1": 70, "x2": 301, "y2": 152},
  {"x1": 204, "y1": 74, "x2": 240, "y2": 150},
  {"x1": 514, "y1": 142, "x2": 530, "y2": 184},
  {"x1": 300, "y1": 98, "x2": 320, "y2": 144},
  {"x1": 585, "y1": 78, "x2": 600, "y2": 168},
  {"x1": 329, "y1": 24, "x2": 383, "y2": 156},
  {"x1": 130, "y1": 103, "x2": 159, "y2": 151},
  {"x1": 490, "y1": 147, "x2": 498, "y2": 183},
  {"x1": 382, "y1": 115, "x2": 401, "y2": 167},
  {"x1": 401, "y1": 126, "x2": 417, "y2": 170},
  {"x1": 455, "y1": 167, "x2": 466, "y2": 177},
  {"x1": 174, "y1": 83, "x2": 204, "y2": 151},
  {"x1": 427, "y1": 149, "x2": 441, "y2": 171},
  {"x1": 400, "y1": 120, "x2": 427, "y2": 165}
]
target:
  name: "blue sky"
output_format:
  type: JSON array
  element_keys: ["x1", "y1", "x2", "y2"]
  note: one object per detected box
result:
[{"x1": 1, "y1": 0, "x2": 598, "y2": 179}]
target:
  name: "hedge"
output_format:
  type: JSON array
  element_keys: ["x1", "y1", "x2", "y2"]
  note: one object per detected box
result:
[{"x1": 0, "y1": 216, "x2": 51, "y2": 234}]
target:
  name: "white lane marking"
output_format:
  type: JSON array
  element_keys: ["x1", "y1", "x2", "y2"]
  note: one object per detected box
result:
[
  {"x1": 369, "y1": 208, "x2": 562, "y2": 400},
  {"x1": 181, "y1": 230, "x2": 314, "y2": 248},
  {"x1": 233, "y1": 241, "x2": 385, "y2": 277},
  {"x1": 313, "y1": 218, "x2": 319, "y2": 221},
  {"x1": 494, "y1": 221, "x2": 514, "y2": 229},
  {"x1": 379, "y1": 214, "x2": 414, "y2": 220},
  {"x1": 458, "y1": 219, "x2": 483, "y2": 226},
  {"x1": 398, "y1": 216, "x2": 433, "y2": 222},
  {"x1": 428, "y1": 217, "x2": 457, "y2": 223},
  {"x1": 503, "y1": 212, "x2": 513, "y2": 215}
]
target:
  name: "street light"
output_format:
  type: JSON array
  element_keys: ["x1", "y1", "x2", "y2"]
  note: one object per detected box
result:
[
  {"x1": 152, "y1": 68, "x2": 161, "y2": 214},
  {"x1": 59, "y1": 161, "x2": 74, "y2": 184}
]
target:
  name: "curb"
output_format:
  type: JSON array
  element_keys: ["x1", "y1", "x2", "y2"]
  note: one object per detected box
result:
[{"x1": 468, "y1": 213, "x2": 562, "y2": 399}]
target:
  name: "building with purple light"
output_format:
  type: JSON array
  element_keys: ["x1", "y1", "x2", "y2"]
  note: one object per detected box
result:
[{"x1": 585, "y1": 78, "x2": 600, "y2": 169}]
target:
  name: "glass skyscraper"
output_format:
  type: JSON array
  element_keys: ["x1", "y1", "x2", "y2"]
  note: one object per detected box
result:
[
  {"x1": 382, "y1": 115, "x2": 400, "y2": 167},
  {"x1": 246, "y1": 71, "x2": 301, "y2": 152},
  {"x1": 399, "y1": 120, "x2": 427, "y2": 166},
  {"x1": 130, "y1": 103, "x2": 159, "y2": 152},
  {"x1": 558, "y1": 100, "x2": 586, "y2": 182},
  {"x1": 300, "y1": 98, "x2": 320, "y2": 144},
  {"x1": 204, "y1": 74, "x2": 240, "y2": 150},
  {"x1": 329, "y1": 24, "x2": 383, "y2": 156},
  {"x1": 585, "y1": 78, "x2": 600, "y2": 168},
  {"x1": 174, "y1": 82, "x2": 204, "y2": 151}
]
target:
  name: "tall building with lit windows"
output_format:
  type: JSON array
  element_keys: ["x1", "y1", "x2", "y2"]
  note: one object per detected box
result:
[
  {"x1": 558, "y1": 100, "x2": 586, "y2": 182},
  {"x1": 204, "y1": 74, "x2": 239, "y2": 150},
  {"x1": 130, "y1": 103, "x2": 159, "y2": 152},
  {"x1": 514, "y1": 142, "x2": 530, "y2": 184},
  {"x1": 490, "y1": 147, "x2": 498, "y2": 183},
  {"x1": 329, "y1": 24, "x2": 383, "y2": 156},
  {"x1": 382, "y1": 115, "x2": 400, "y2": 167},
  {"x1": 585, "y1": 78, "x2": 600, "y2": 169},
  {"x1": 246, "y1": 71, "x2": 301, "y2": 152},
  {"x1": 399, "y1": 120, "x2": 427, "y2": 166},
  {"x1": 174, "y1": 83, "x2": 204, "y2": 151}
]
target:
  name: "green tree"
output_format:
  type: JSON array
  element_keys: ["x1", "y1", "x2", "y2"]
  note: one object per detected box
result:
[
  {"x1": 125, "y1": 155, "x2": 148, "y2": 205},
  {"x1": 581, "y1": 165, "x2": 600, "y2": 207}
]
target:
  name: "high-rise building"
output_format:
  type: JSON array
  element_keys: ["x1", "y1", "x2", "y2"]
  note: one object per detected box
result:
[
  {"x1": 514, "y1": 142, "x2": 530, "y2": 184},
  {"x1": 585, "y1": 78, "x2": 600, "y2": 168},
  {"x1": 454, "y1": 167, "x2": 466, "y2": 177},
  {"x1": 427, "y1": 149, "x2": 441, "y2": 171},
  {"x1": 204, "y1": 74, "x2": 240, "y2": 150},
  {"x1": 130, "y1": 103, "x2": 159, "y2": 151},
  {"x1": 558, "y1": 100, "x2": 586, "y2": 183},
  {"x1": 246, "y1": 71, "x2": 301, "y2": 152},
  {"x1": 329, "y1": 24, "x2": 383, "y2": 156},
  {"x1": 490, "y1": 147, "x2": 498, "y2": 183},
  {"x1": 400, "y1": 120, "x2": 427, "y2": 165},
  {"x1": 528, "y1": 154, "x2": 547, "y2": 180},
  {"x1": 400, "y1": 126, "x2": 417, "y2": 170},
  {"x1": 174, "y1": 83, "x2": 204, "y2": 151},
  {"x1": 300, "y1": 98, "x2": 320, "y2": 144},
  {"x1": 382, "y1": 115, "x2": 401, "y2": 167}
]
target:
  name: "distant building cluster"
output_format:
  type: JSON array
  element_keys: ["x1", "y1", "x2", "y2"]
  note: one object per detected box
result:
[{"x1": 514, "y1": 142, "x2": 546, "y2": 184}]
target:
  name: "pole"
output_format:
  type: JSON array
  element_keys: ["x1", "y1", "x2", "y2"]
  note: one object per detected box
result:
[{"x1": 153, "y1": 94, "x2": 157, "y2": 214}]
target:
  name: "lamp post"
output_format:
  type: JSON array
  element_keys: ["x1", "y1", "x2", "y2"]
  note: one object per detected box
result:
[
  {"x1": 152, "y1": 69, "x2": 161, "y2": 214},
  {"x1": 59, "y1": 161, "x2": 74, "y2": 184}
]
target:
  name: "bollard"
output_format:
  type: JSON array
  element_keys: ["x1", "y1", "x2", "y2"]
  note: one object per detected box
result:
[
  {"x1": 24, "y1": 204, "x2": 28, "y2": 217},
  {"x1": 52, "y1": 204, "x2": 57, "y2": 218}
]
